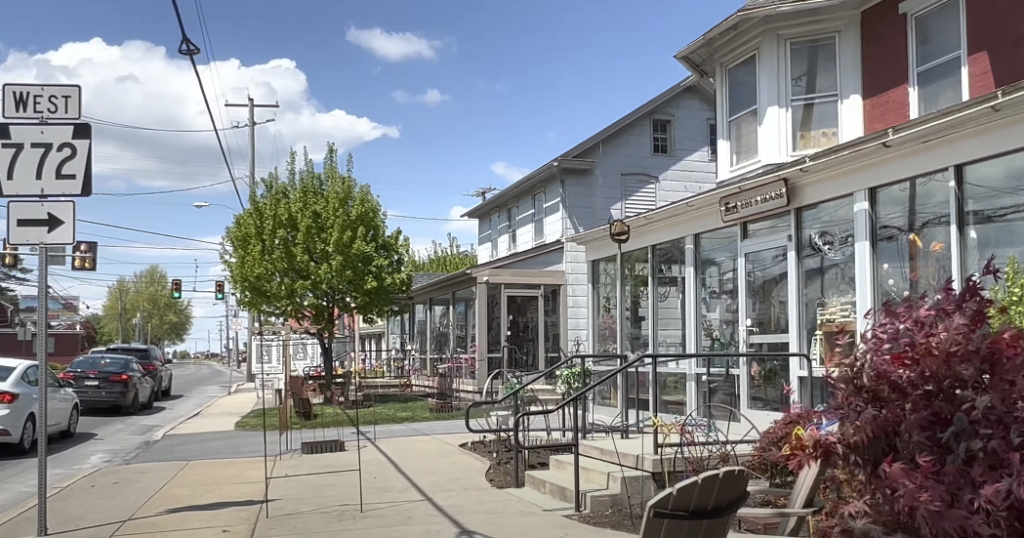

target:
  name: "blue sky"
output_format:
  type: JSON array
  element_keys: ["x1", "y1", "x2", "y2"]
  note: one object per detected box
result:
[{"x1": 0, "y1": 0, "x2": 739, "y2": 351}]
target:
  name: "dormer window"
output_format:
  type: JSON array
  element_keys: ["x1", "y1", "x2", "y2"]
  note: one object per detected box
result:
[
  {"x1": 726, "y1": 54, "x2": 758, "y2": 167},
  {"x1": 788, "y1": 35, "x2": 840, "y2": 154},
  {"x1": 651, "y1": 118, "x2": 672, "y2": 155}
]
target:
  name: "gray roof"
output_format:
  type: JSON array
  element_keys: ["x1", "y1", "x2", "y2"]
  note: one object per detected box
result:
[
  {"x1": 741, "y1": 0, "x2": 820, "y2": 10},
  {"x1": 412, "y1": 273, "x2": 450, "y2": 288}
]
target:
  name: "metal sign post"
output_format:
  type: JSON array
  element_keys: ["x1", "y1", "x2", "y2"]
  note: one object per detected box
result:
[{"x1": 35, "y1": 245, "x2": 48, "y2": 537}]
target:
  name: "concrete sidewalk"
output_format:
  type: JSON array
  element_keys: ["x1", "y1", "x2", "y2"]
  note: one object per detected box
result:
[
  {"x1": 165, "y1": 383, "x2": 258, "y2": 435},
  {"x1": 0, "y1": 434, "x2": 631, "y2": 538}
]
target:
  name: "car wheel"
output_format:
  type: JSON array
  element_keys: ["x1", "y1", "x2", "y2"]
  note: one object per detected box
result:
[
  {"x1": 12, "y1": 415, "x2": 35, "y2": 456},
  {"x1": 142, "y1": 386, "x2": 156, "y2": 410},
  {"x1": 122, "y1": 393, "x2": 140, "y2": 415},
  {"x1": 162, "y1": 378, "x2": 172, "y2": 398},
  {"x1": 60, "y1": 406, "x2": 79, "y2": 439}
]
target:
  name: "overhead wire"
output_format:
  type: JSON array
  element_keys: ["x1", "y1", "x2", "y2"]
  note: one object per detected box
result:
[
  {"x1": 169, "y1": 0, "x2": 245, "y2": 209},
  {"x1": 93, "y1": 178, "x2": 236, "y2": 197}
]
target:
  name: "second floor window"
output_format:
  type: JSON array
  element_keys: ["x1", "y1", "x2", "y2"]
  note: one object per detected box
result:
[
  {"x1": 652, "y1": 119, "x2": 671, "y2": 155},
  {"x1": 489, "y1": 213, "x2": 499, "y2": 256},
  {"x1": 507, "y1": 205, "x2": 518, "y2": 251},
  {"x1": 727, "y1": 54, "x2": 758, "y2": 167},
  {"x1": 533, "y1": 192, "x2": 545, "y2": 244},
  {"x1": 911, "y1": 0, "x2": 965, "y2": 117},
  {"x1": 789, "y1": 35, "x2": 840, "y2": 153},
  {"x1": 708, "y1": 120, "x2": 717, "y2": 161}
]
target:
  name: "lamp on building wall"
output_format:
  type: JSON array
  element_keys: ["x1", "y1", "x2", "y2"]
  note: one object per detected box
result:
[{"x1": 608, "y1": 218, "x2": 631, "y2": 244}]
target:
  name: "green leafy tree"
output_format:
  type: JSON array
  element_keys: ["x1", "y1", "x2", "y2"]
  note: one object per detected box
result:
[
  {"x1": 407, "y1": 233, "x2": 477, "y2": 274},
  {"x1": 989, "y1": 254, "x2": 1024, "y2": 330},
  {"x1": 98, "y1": 265, "x2": 194, "y2": 347},
  {"x1": 222, "y1": 145, "x2": 412, "y2": 387},
  {"x1": 0, "y1": 264, "x2": 33, "y2": 306}
]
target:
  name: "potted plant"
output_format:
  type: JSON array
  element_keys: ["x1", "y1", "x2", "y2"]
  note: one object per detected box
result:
[{"x1": 555, "y1": 362, "x2": 592, "y2": 396}]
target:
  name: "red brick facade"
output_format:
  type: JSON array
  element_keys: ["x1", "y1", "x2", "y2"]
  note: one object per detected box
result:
[
  {"x1": 965, "y1": 0, "x2": 1024, "y2": 97},
  {"x1": 861, "y1": 0, "x2": 910, "y2": 135}
]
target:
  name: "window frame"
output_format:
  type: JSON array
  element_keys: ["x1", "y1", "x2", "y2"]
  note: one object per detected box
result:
[
  {"x1": 532, "y1": 191, "x2": 546, "y2": 245},
  {"x1": 651, "y1": 116, "x2": 673, "y2": 156},
  {"x1": 785, "y1": 32, "x2": 842, "y2": 156},
  {"x1": 725, "y1": 52, "x2": 760, "y2": 169},
  {"x1": 507, "y1": 205, "x2": 518, "y2": 252},
  {"x1": 907, "y1": 0, "x2": 969, "y2": 119},
  {"x1": 707, "y1": 119, "x2": 717, "y2": 162},
  {"x1": 489, "y1": 212, "x2": 500, "y2": 258}
]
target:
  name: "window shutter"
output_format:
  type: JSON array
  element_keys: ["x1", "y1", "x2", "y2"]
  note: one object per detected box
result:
[{"x1": 622, "y1": 175, "x2": 658, "y2": 217}]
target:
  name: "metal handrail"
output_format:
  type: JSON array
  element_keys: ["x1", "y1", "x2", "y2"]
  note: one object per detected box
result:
[{"x1": 511, "y1": 351, "x2": 814, "y2": 512}]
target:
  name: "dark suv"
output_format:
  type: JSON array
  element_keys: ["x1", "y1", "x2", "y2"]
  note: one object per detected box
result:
[{"x1": 100, "y1": 344, "x2": 173, "y2": 400}]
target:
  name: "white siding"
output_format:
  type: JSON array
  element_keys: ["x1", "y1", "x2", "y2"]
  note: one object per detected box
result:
[{"x1": 476, "y1": 181, "x2": 563, "y2": 263}]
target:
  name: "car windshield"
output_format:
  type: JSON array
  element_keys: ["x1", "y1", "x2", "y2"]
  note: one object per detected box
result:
[
  {"x1": 69, "y1": 356, "x2": 131, "y2": 372},
  {"x1": 105, "y1": 348, "x2": 149, "y2": 363},
  {"x1": 0, "y1": 365, "x2": 14, "y2": 382}
]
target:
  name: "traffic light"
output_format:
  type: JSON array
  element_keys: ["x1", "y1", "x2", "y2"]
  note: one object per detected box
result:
[
  {"x1": 71, "y1": 241, "x2": 98, "y2": 271},
  {"x1": 214, "y1": 280, "x2": 225, "y2": 301},
  {"x1": 1, "y1": 239, "x2": 19, "y2": 269},
  {"x1": 171, "y1": 279, "x2": 183, "y2": 300}
]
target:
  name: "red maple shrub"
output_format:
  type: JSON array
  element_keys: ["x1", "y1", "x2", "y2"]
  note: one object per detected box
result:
[
  {"x1": 746, "y1": 406, "x2": 821, "y2": 488},
  {"x1": 815, "y1": 259, "x2": 1024, "y2": 538}
]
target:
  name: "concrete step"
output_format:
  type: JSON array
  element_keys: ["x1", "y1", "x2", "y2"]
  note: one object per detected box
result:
[
  {"x1": 524, "y1": 469, "x2": 619, "y2": 512},
  {"x1": 502, "y1": 485, "x2": 575, "y2": 514},
  {"x1": 549, "y1": 454, "x2": 656, "y2": 498}
]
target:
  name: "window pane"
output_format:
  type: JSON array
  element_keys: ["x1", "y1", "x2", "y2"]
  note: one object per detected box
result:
[
  {"x1": 792, "y1": 98, "x2": 840, "y2": 152},
  {"x1": 697, "y1": 228, "x2": 739, "y2": 355},
  {"x1": 486, "y1": 285, "x2": 501, "y2": 356},
  {"x1": 729, "y1": 109, "x2": 758, "y2": 166},
  {"x1": 654, "y1": 240, "x2": 685, "y2": 358},
  {"x1": 533, "y1": 194, "x2": 545, "y2": 242},
  {"x1": 914, "y1": 0, "x2": 962, "y2": 67},
  {"x1": 744, "y1": 212, "x2": 790, "y2": 240},
  {"x1": 790, "y1": 36, "x2": 838, "y2": 98},
  {"x1": 727, "y1": 55, "x2": 757, "y2": 116},
  {"x1": 874, "y1": 171, "x2": 953, "y2": 302},
  {"x1": 799, "y1": 196, "x2": 856, "y2": 370},
  {"x1": 963, "y1": 150, "x2": 1024, "y2": 276},
  {"x1": 623, "y1": 248, "x2": 650, "y2": 354},
  {"x1": 454, "y1": 287, "x2": 475, "y2": 355},
  {"x1": 917, "y1": 57, "x2": 962, "y2": 116},
  {"x1": 543, "y1": 287, "x2": 560, "y2": 358},
  {"x1": 594, "y1": 257, "x2": 619, "y2": 353}
]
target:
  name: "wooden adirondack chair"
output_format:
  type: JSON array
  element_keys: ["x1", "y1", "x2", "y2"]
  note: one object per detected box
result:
[
  {"x1": 639, "y1": 467, "x2": 751, "y2": 538},
  {"x1": 731, "y1": 460, "x2": 825, "y2": 536}
]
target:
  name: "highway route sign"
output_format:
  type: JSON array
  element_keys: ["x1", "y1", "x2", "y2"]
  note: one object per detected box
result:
[
  {"x1": 2, "y1": 83, "x2": 82, "y2": 120},
  {"x1": 6, "y1": 200, "x2": 76, "y2": 246},
  {"x1": 0, "y1": 122, "x2": 93, "y2": 197}
]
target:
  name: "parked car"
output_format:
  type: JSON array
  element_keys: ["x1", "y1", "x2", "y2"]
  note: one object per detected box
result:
[
  {"x1": 101, "y1": 344, "x2": 173, "y2": 400},
  {"x1": 0, "y1": 357, "x2": 80, "y2": 456},
  {"x1": 59, "y1": 354, "x2": 156, "y2": 414}
]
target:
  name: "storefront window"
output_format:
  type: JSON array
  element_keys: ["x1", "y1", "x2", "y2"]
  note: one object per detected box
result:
[
  {"x1": 874, "y1": 171, "x2": 953, "y2": 302},
  {"x1": 486, "y1": 285, "x2": 501, "y2": 372},
  {"x1": 697, "y1": 228, "x2": 739, "y2": 354},
  {"x1": 429, "y1": 294, "x2": 451, "y2": 367},
  {"x1": 653, "y1": 240, "x2": 685, "y2": 356},
  {"x1": 543, "y1": 286, "x2": 561, "y2": 361},
  {"x1": 799, "y1": 196, "x2": 856, "y2": 369},
  {"x1": 594, "y1": 256, "x2": 618, "y2": 353},
  {"x1": 963, "y1": 150, "x2": 1024, "y2": 277},
  {"x1": 413, "y1": 303, "x2": 427, "y2": 370},
  {"x1": 453, "y1": 288, "x2": 475, "y2": 356},
  {"x1": 658, "y1": 372, "x2": 687, "y2": 415},
  {"x1": 623, "y1": 248, "x2": 650, "y2": 354}
]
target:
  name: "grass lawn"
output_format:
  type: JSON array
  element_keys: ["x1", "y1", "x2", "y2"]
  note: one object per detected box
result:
[{"x1": 234, "y1": 394, "x2": 490, "y2": 431}]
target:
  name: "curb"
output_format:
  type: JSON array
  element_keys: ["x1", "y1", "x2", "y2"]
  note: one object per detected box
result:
[
  {"x1": 0, "y1": 466, "x2": 103, "y2": 527},
  {"x1": 149, "y1": 381, "x2": 247, "y2": 442}
]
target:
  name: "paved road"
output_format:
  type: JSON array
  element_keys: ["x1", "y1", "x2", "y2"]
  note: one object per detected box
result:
[{"x1": 0, "y1": 363, "x2": 236, "y2": 517}]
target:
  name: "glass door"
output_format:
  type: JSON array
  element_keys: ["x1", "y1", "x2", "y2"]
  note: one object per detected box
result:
[
  {"x1": 739, "y1": 240, "x2": 792, "y2": 424},
  {"x1": 502, "y1": 293, "x2": 542, "y2": 372}
]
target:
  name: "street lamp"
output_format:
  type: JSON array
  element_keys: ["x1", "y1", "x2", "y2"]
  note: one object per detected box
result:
[{"x1": 193, "y1": 201, "x2": 235, "y2": 211}]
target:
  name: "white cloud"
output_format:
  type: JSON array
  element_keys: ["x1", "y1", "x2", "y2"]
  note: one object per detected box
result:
[
  {"x1": 0, "y1": 38, "x2": 400, "y2": 189},
  {"x1": 391, "y1": 89, "x2": 451, "y2": 107},
  {"x1": 444, "y1": 205, "x2": 476, "y2": 237},
  {"x1": 490, "y1": 162, "x2": 530, "y2": 182},
  {"x1": 345, "y1": 26, "x2": 443, "y2": 63}
]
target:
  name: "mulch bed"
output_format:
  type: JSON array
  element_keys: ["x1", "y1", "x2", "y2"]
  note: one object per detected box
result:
[{"x1": 460, "y1": 438, "x2": 571, "y2": 489}]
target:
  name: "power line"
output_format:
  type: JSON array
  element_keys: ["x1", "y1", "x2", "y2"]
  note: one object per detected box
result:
[
  {"x1": 85, "y1": 116, "x2": 246, "y2": 133},
  {"x1": 94, "y1": 179, "x2": 235, "y2": 197},
  {"x1": 170, "y1": 0, "x2": 245, "y2": 209},
  {"x1": 78, "y1": 219, "x2": 222, "y2": 246}
]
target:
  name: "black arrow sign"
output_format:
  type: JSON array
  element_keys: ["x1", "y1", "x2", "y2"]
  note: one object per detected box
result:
[{"x1": 17, "y1": 212, "x2": 66, "y2": 234}]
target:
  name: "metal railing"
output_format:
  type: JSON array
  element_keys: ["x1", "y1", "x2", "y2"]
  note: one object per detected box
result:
[
  {"x1": 511, "y1": 351, "x2": 814, "y2": 512},
  {"x1": 464, "y1": 352, "x2": 626, "y2": 488}
]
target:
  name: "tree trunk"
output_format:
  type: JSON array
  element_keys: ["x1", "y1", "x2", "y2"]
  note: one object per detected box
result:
[{"x1": 318, "y1": 333, "x2": 334, "y2": 394}]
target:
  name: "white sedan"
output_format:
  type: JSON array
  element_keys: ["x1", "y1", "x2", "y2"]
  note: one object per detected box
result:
[{"x1": 0, "y1": 357, "x2": 80, "y2": 456}]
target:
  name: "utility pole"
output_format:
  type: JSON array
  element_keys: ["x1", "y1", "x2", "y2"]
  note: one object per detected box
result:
[
  {"x1": 224, "y1": 292, "x2": 232, "y2": 365},
  {"x1": 217, "y1": 320, "x2": 224, "y2": 359},
  {"x1": 226, "y1": 95, "x2": 278, "y2": 383},
  {"x1": 117, "y1": 288, "x2": 124, "y2": 344},
  {"x1": 207, "y1": 329, "x2": 211, "y2": 356},
  {"x1": 134, "y1": 313, "x2": 142, "y2": 343}
]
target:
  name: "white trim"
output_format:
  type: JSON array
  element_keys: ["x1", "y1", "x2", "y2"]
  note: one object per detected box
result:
[
  {"x1": 532, "y1": 190, "x2": 546, "y2": 246},
  {"x1": 907, "y1": 0, "x2": 969, "y2": 119},
  {"x1": 489, "y1": 212, "x2": 500, "y2": 259},
  {"x1": 725, "y1": 52, "x2": 760, "y2": 170},
  {"x1": 506, "y1": 205, "x2": 519, "y2": 253},
  {"x1": 786, "y1": 32, "x2": 842, "y2": 157}
]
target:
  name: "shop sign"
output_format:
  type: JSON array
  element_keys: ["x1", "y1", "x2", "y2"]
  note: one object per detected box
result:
[{"x1": 719, "y1": 179, "x2": 789, "y2": 223}]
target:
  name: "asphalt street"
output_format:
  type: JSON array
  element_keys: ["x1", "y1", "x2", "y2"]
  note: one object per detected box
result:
[{"x1": 0, "y1": 362, "x2": 236, "y2": 518}]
